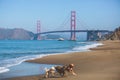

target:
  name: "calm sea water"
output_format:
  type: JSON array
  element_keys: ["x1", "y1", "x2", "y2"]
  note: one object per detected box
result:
[{"x1": 0, "y1": 40, "x2": 103, "y2": 74}]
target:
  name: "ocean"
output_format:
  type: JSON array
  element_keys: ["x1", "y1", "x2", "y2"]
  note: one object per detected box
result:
[{"x1": 0, "y1": 40, "x2": 103, "y2": 78}]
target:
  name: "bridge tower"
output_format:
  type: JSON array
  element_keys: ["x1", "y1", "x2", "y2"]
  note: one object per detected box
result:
[
  {"x1": 37, "y1": 20, "x2": 41, "y2": 40},
  {"x1": 70, "y1": 11, "x2": 76, "y2": 40}
]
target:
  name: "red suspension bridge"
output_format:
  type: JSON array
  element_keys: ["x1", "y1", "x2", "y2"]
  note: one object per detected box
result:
[{"x1": 35, "y1": 11, "x2": 111, "y2": 41}]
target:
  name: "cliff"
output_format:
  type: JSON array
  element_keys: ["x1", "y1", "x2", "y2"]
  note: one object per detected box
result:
[
  {"x1": 0, "y1": 28, "x2": 34, "y2": 40},
  {"x1": 103, "y1": 27, "x2": 120, "y2": 40}
]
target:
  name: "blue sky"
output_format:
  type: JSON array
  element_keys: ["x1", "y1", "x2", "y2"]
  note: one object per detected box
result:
[{"x1": 0, "y1": 0, "x2": 120, "y2": 33}]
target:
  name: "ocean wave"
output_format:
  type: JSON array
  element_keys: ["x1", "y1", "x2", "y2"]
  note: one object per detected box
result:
[
  {"x1": 0, "y1": 54, "x2": 49, "y2": 74},
  {"x1": 0, "y1": 67, "x2": 9, "y2": 73},
  {"x1": 73, "y1": 42, "x2": 103, "y2": 51}
]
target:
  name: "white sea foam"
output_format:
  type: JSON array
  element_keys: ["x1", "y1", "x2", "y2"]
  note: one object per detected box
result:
[
  {"x1": 73, "y1": 42, "x2": 103, "y2": 51},
  {"x1": 0, "y1": 67, "x2": 9, "y2": 73},
  {"x1": 0, "y1": 54, "x2": 50, "y2": 74}
]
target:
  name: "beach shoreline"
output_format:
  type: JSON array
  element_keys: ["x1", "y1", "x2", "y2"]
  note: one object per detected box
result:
[{"x1": 6, "y1": 40, "x2": 120, "y2": 80}]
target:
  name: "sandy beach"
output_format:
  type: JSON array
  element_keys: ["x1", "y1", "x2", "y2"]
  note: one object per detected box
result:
[{"x1": 7, "y1": 40, "x2": 120, "y2": 80}]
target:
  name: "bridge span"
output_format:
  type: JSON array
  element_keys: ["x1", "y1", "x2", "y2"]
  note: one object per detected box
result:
[
  {"x1": 35, "y1": 30, "x2": 111, "y2": 41},
  {"x1": 36, "y1": 30, "x2": 110, "y2": 34},
  {"x1": 36, "y1": 11, "x2": 111, "y2": 41}
]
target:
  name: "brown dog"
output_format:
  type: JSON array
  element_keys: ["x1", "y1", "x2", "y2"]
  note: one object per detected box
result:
[
  {"x1": 55, "y1": 64, "x2": 77, "y2": 77},
  {"x1": 44, "y1": 67, "x2": 56, "y2": 78},
  {"x1": 54, "y1": 66, "x2": 66, "y2": 77},
  {"x1": 65, "y1": 64, "x2": 77, "y2": 76}
]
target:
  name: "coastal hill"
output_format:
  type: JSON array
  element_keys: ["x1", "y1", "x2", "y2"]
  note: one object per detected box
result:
[
  {"x1": 0, "y1": 28, "x2": 63, "y2": 40},
  {"x1": 103, "y1": 27, "x2": 120, "y2": 40},
  {"x1": 0, "y1": 28, "x2": 34, "y2": 40}
]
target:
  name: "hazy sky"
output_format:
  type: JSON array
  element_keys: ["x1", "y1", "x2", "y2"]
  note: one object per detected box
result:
[{"x1": 0, "y1": 0, "x2": 120, "y2": 33}]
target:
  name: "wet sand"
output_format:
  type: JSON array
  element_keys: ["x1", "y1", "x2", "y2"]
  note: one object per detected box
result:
[{"x1": 8, "y1": 40, "x2": 120, "y2": 80}]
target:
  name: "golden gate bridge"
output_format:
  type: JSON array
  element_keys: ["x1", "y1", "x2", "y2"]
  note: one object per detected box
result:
[{"x1": 35, "y1": 11, "x2": 111, "y2": 41}]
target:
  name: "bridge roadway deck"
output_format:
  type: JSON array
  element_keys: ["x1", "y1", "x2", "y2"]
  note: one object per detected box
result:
[{"x1": 36, "y1": 30, "x2": 110, "y2": 35}]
